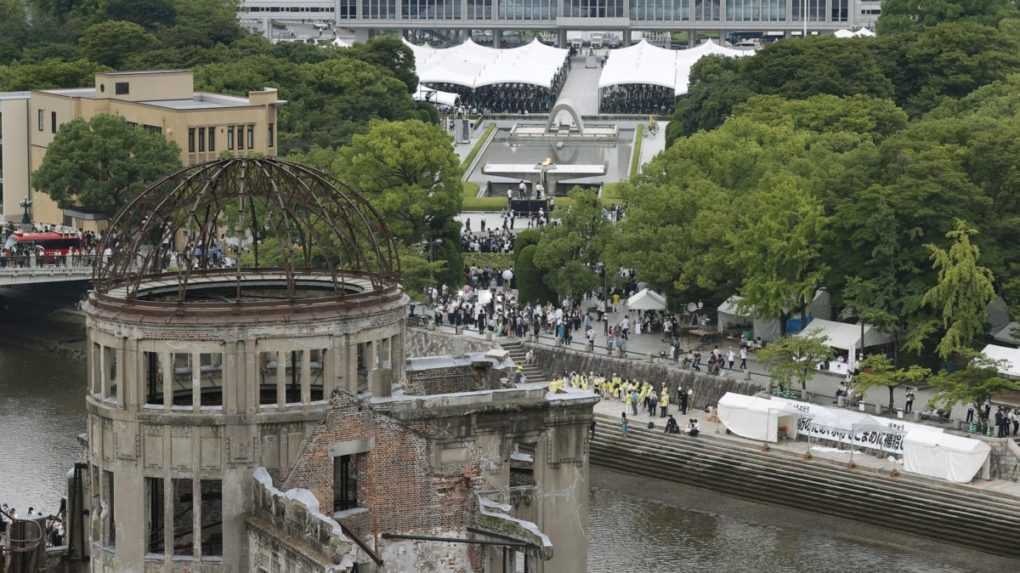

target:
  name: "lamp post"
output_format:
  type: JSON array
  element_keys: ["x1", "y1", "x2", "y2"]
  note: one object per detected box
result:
[
  {"x1": 19, "y1": 197, "x2": 32, "y2": 227},
  {"x1": 803, "y1": 0, "x2": 808, "y2": 37}
]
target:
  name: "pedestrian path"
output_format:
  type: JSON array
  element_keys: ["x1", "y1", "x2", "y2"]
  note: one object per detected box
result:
[{"x1": 555, "y1": 56, "x2": 601, "y2": 116}]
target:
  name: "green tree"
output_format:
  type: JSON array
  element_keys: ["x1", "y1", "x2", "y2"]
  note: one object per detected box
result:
[
  {"x1": 758, "y1": 333, "x2": 833, "y2": 392},
  {"x1": 855, "y1": 354, "x2": 931, "y2": 411},
  {"x1": 532, "y1": 188, "x2": 612, "y2": 301},
  {"x1": 919, "y1": 220, "x2": 997, "y2": 361},
  {"x1": 105, "y1": 0, "x2": 176, "y2": 30},
  {"x1": 0, "y1": 0, "x2": 30, "y2": 64},
  {"x1": 516, "y1": 245, "x2": 556, "y2": 305},
  {"x1": 730, "y1": 180, "x2": 829, "y2": 334},
  {"x1": 668, "y1": 55, "x2": 755, "y2": 141},
  {"x1": 33, "y1": 114, "x2": 182, "y2": 215},
  {"x1": 878, "y1": 0, "x2": 1019, "y2": 34},
  {"x1": 79, "y1": 20, "x2": 158, "y2": 68},
  {"x1": 160, "y1": 0, "x2": 242, "y2": 49},
  {"x1": 927, "y1": 352, "x2": 1020, "y2": 412},
  {"x1": 347, "y1": 35, "x2": 418, "y2": 93},
  {"x1": 0, "y1": 58, "x2": 102, "y2": 91}
]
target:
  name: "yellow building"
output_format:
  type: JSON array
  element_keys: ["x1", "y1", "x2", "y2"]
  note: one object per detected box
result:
[{"x1": 1, "y1": 69, "x2": 282, "y2": 227}]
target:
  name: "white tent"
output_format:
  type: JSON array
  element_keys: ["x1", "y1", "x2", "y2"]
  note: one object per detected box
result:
[
  {"x1": 600, "y1": 39, "x2": 753, "y2": 97},
  {"x1": 903, "y1": 431, "x2": 990, "y2": 483},
  {"x1": 404, "y1": 38, "x2": 568, "y2": 90},
  {"x1": 413, "y1": 84, "x2": 460, "y2": 107},
  {"x1": 626, "y1": 288, "x2": 667, "y2": 311},
  {"x1": 717, "y1": 393, "x2": 801, "y2": 443},
  {"x1": 991, "y1": 322, "x2": 1020, "y2": 346},
  {"x1": 797, "y1": 318, "x2": 892, "y2": 351},
  {"x1": 716, "y1": 291, "x2": 830, "y2": 342},
  {"x1": 980, "y1": 344, "x2": 1020, "y2": 379},
  {"x1": 834, "y1": 28, "x2": 876, "y2": 39}
]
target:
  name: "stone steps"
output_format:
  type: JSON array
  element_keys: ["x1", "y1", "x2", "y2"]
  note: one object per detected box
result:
[
  {"x1": 589, "y1": 415, "x2": 1020, "y2": 557},
  {"x1": 502, "y1": 340, "x2": 547, "y2": 383}
]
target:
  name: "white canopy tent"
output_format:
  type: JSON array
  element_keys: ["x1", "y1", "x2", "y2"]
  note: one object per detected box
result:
[
  {"x1": 835, "y1": 28, "x2": 876, "y2": 39},
  {"x1": 716, "y1": 291, "x2": 831, "y2": 343},
  {"x1": 626, "y1": 288, "x2": 667, "y2": 311},
  {"x1": 717, "y1": 393, "x2": 801, "y2": 443},
  {"x1": 404, "y1": 38, "x2": 568, "y2": 90},
  {"x1": 796, "y1": 318, "x2": 892, "y2": 351},
  {"x1": 600, "y1": 39, "x2": 753, "y2": 96},
  {"x1": 980, "y1": 344, "x2": 1020, "y2": 379},
  {"x1": 903, "y1": 431, "x2": 990, "y2": 483},
  {"x1": 413, "y1": 84, "x2": 460, "y2": 107}
]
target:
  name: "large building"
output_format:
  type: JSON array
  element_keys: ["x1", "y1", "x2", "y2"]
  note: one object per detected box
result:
[
  {"x1": 78, "y1": 158, "x2": 596, "y2": 573},
  {"x1": 0, "y1": 70, "x2": 281, "y2": 228},
  {"x1": 238, "y1": 0, "x2": 882, "y2": 44}
]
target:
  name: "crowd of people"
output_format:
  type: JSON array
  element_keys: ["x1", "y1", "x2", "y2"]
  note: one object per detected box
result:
[
  {"x1": 599, "y1": 84, "x2": 675, "y2": 114},
  {"x1": 0, "y1": 503, "x2": 65, "y2": 548},
  {"x1": 548, "y1": 371, "x2": 704, "y2": 436},
  {"x1": 433, "y1": 74, "x2": 567, "y2": 114},
  {"x1": 460, "y1": 225, "x2": 515, "y2": 254}
]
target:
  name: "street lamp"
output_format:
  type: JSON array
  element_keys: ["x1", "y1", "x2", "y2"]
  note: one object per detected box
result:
[{"x1": 19, "y1": 197, "x2": 32, "y2": 226}]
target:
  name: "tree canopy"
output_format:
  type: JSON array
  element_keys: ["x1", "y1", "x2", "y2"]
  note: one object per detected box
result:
[{"x1": 33, "y1": 114, "x2": 182, "y2": 215}]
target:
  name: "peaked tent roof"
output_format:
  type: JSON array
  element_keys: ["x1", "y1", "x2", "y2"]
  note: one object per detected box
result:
[
  {"x1": 404, "y1": 37, "x2": 568, "y2": 90},
  {"x1": 797, "y1": 318, "x2": 892, "y2": 351},
  {"x1": 626, "y1": 288, "x2": 667, "y2": 311},
  {"x1": 981, "y1": 344, "x2": 1020, "y2": 378}
]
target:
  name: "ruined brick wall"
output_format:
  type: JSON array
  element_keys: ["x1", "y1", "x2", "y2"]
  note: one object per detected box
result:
[
  {"x1": 282, "y1": 391, "x2": 477, "y2": 538},
  {"x1": 404, "y1": 363, "x2": 511, "y2": 395}
]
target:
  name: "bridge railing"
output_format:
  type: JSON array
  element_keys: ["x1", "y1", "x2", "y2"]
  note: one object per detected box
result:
[{"x1": 0, "y1": 254, "x2": 97, "y2": 271}]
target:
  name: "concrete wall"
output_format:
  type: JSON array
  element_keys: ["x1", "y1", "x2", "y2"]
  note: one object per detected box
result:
[
  {"x1": 528, "y1": 344, "x2": 761, "y2": 410},
  {"x1": 0, "y1": 95, "x2": 31, "y2": 221},
  {"x1": 405, "y1": 327, "x2": 500, "y2": 358}
]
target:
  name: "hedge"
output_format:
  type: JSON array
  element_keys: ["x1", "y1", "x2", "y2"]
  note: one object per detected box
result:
[{"x1": 462, "y1": 182, "x2": 508, "y2": 211}]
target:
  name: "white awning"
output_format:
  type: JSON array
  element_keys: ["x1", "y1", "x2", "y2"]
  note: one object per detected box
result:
[
  {"x1": 796, "y1": 318, "x2": 892, "y2": 351},
  {"x1": 405, "y1": 38, "x2": 568, "y2": 90},
  {"x1": 717, "y1": 393, "x2": 801, "y2": 443},
  {"x1": 835, "y1": 28, "x2": 876, "y2": 39},
  {"x1": 600, "y1": 39, "x2": 754, "y2": 96},
  {"x1": 413, "y1": 84, "x2": 460, "y2": 107},
  {"x1": 626, "y1": 288, "x2": 667, "y2": 311},
  {"x1": 981, "y1": 344, "x2": 1020, "y2": 379}
]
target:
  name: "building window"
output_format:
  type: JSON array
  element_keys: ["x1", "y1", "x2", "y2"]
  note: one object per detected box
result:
[
  {"x1": 115, "y1": 82, "x2": 130, "y2": 95},
  {"x1": 310, "y1": 349, "x2": 325, "y2": 401},
  {"x1": 200, "y1": 481, "x2": 223, "y2": 557},
  {"x1": 226, "y1": 127, "x2": 234, "y2": 151},
  {"x1": 103, "y1": 470, "x2": 116, "y2": 547},
  {"x1": 172, "y1": 479, "x2": 193, "y2": 556},
  {"x1": 236, "y1": 126, "x2": 245, "y2": 151},
  {"x1": 286, "y1": 350, "x2": 303, "y2": 404},
  {"x1": 259, "y1": 351, "x2": 279, "y2": 405},
  {"x1": 247, "y1": 125, "x2": 254, "y2": 149},
  {"x1": 104, "y1": 346, "x2": 118, "y2": 400},
  {"x1": 37, "y1": 109, "x2": 43, "y2": 131},
  {"x1": 199, "y1": 353, "x2": 223, "y2": 407},
  {"x1": 50, "y1": 111, "x2": 56, "y2": 134},
  {"x1": 267, "y1": 123, "x2": 274, "y2": 148},
  {"x1": 333, "y1": 455, "x2": 358, "y2": 511},
  {"x1": 188, "y1": 128, "x2": 196, "y2": 153},
  {"x1": 208, "y1": 127, "x2": 216, "y2": 153},
  {"x1": 198, "y1": 127, "x2": 206, "y2": 152},
  {"x1": 144, "y1": 351, "x2": 164, "y2": 405},
  {"x1": 92, "y1": 342, "x2": 102, "y2": 395},
  {"x1": 145, "y1": 477, "x2": 165, "y2": 554},
  {"x1": 172, "y1": 353, "x2": 193, "y2": 407}
]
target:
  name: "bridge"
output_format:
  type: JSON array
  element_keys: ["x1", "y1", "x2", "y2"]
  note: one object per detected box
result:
[{"x1": 0, "y1": 255, "x2": 94, "y2": 287}]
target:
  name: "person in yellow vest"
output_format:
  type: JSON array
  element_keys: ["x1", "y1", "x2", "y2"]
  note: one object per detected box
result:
[
  {"x1": 659, "y1": 389, "x2": 669, "y2": 418},
  {"x1": 624, "y1": 389, "x2": 633, "y2": 411}
]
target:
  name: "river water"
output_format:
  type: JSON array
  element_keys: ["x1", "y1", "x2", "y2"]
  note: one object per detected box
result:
[{"x1": 1, "y1": 294, "x2": 1017, "y2": 572}]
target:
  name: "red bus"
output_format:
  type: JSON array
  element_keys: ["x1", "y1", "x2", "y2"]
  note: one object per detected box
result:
[{"x1": 11, "y1": 232, "x2": 84, "y2": 257}]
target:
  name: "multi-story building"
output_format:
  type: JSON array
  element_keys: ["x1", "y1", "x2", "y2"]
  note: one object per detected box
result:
[
  {"x1": 78, "y1": 158, "x2": 596, "y2": 573},
  {"x1": 239, "y1": 0, "x2": 880, "y2": 45},
  {"x1": 0, "y1": 70, "x2": 282, "y2": 228}
]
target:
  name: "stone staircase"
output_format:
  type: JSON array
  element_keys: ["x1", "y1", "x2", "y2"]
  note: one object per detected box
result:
[
  {"x1": 501, "y1": 340, "x2": 547, "y2": 384},
  {"x1": 589, "y1": 414, "x2": 1020, "y2": 557}
]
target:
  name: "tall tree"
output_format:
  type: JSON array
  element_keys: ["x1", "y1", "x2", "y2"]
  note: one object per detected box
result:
[
  {"x1": 0, "y1": 0, "x2": 30, "y2": 64},
  {"x1": 532, "y1": 188, "x2": 613, "y2": 302},
  {"x1": 79, "y1": 20, "x2": 158, "y2": 68},
  {"x1": 927, "y1": 352, "x2": 1020, "y2": 413},
  {"x1": 758, "y1": 333, "x2": 833, "y2": 393},
  {"x1": 730, "y1": 180, "x2": 829, "y2": 334},
  {"x1": 919, "y1": 220, "x2": 996, "y2": 361},
  {"x1": 33, "y1": 115, "x2": 182, "y2": 215},
  {"x1": 315, "y1": 119, "x2": 463, "y2": 286},
  {"x1": 346, "y1": 35, "x2": 418, "y2": 93},
  {"x1": 878, "y1": 0, "x2": 1019, "y2": 34},
  {"x1": 855, "y1": 355, "x2": 931, "y2": 411}
]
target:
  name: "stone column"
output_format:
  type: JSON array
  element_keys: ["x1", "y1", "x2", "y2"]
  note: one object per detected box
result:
[
  {"x1": 558, "y1": 28, "x2": 568, "y2": 47},
  {"x1": 622, "y1": 29, "x2": 631, "y2": 45},
  {"x1": 276, "y1": 350, "x2": 286, "y2": 407},
  {"x1": 301, "y1": 349, "x2": 312, "y2": 403},
  {"x1": 494, "y1": 29, "x2": 502, "y2": 47},
  {"x1": 347, "y1": 337, "x2": 359, "y2": 394}
]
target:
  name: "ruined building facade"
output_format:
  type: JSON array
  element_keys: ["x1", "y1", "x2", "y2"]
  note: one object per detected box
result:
[{"x1": 79, "y1": 158, "x2": 595, "y2": 573}]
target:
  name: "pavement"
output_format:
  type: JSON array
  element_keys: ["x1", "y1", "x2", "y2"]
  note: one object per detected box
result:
[{"x1": 555, "y1": 56, "x2": 602, "y2": 116}]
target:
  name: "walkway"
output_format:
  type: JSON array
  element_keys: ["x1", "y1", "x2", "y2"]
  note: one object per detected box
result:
[
  {"x1": 0, "y1": 257, "x2": 93, "y2": 287},
  {"x1": 555, "y1": 56, "x2": 602, "y2": 116}
]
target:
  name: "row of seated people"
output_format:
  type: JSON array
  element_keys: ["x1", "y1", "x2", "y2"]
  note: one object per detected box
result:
[{"x1": 599, "y1": 84, "x2": 675, "y2": 114}]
